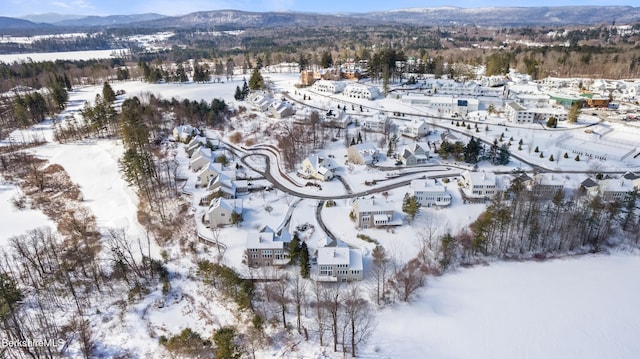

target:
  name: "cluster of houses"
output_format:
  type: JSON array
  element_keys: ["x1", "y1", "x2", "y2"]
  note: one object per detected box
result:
[
  {"x1": 247, "y1": 92, "x2": 296, "y2": 119},
  {"x1": 580, "y1": 173, "x2": 640, "y2": 202}
]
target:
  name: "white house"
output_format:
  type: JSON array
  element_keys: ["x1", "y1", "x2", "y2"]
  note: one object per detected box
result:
[
  {"x1": 347, "y1": 142, "x2": 379, "y2": 165},
  {"x1": 312, "y1": 79, "x2": 346, "y2": 94},
  {"x1": 196, "y1": 162, "x2": 224, "y2": 187},
  {"x1": 401, "y1": 118, "x2": 430, "y2": 139},
  {"x1": 343, "y1": 84, "x2": 380, "y2": 100},
  {"x1": 598, "y1": 178, "x2": 636, "y2": 202},
  {"x1": 269, "y1": 101, "x2": 296, "y2": 119},
  {"x1": 460, "y1": 170, "x2": 497, "y2": 199},
  {"x1": 247, "y1": 92, "x2": 273, "y2": 111},
  {"x1": 207, "y1": 198, "x2": 243, "y2": 228},
  {"x1": 315, "y1": 238, "x2": 363, "y2": 282},
  {"x1": 324, "y1": 109, "x2": 352, "y2": 128},
  {"x1": 246, "y1": 226, "x2": 292, "y2": 267},
  {"x1": 400, "y1": 142, "x2": 430, "y2": 165},
  {"x1": 408, "y1": 179, "x2": 452, "y2": 207},
  {"x1": 173, "y1": 124, "x2": 200, "y2": 142},
  {"x1": 185, "y1": 135, "x2": 207, "y2": 157},
  {"x1": 300, "y1": 154, "x2": 335, "y2": 181},
  {"x1": 362, "y1": 112, "x2": 389, "y2": 133},
  {"x1": 207, "y1": 172, "x2": 238, "y2": 198},
  {"x1": 189, "y1": 147, "x2": 213, "y2": 171},
  {"x1": 504, "y1": 102, "x2": 535, "y2": 123},
  {"x1": 352, "y1": 198, "x2": 399, "y2": 229}
]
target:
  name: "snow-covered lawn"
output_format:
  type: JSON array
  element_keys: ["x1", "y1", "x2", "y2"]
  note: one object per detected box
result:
[
  {"x1": 0, "y1": 181, "x2": 55, "y2": 248},
  {"x1": 28, "y1": 140, "x2": 160, "y2": 255},
  {"x1": 367, "y1": 253, "x2": 640, "y2": 359}
]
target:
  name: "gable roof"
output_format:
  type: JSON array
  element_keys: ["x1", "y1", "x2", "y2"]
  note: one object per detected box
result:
[{"x1": 208, "y1": 198, "x2": 242, "y2": 214}]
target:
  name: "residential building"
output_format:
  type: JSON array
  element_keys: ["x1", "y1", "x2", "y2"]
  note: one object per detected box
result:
[
  {"x1": 343, "y1": 84, "x2": 380, "y2": 100},
  {"x1": 599, "y1": 178, "x2": 636, "y2": 202},
  {"x1": 207, "y1": 198, "x2": 243, "y2": 228},
  {"x1": 460, "y1": 170, "x2": 497, "y2": 199},
  {"x1": 400, "y1": 142, "x2": 430, "y2": 166},
  {"x1": 408, "y1": 179, "x2": 452, "y2": 207},
  {"x1": 504, "y1": 102, "x2": 535, "y2": 123},
  {"x1": 316, "y1": 239, "x2": 363, "y2": 282},
  {"x1": 347, "y1": 142, "x2": 379, "y2": 165},
  {"x1": 579, "y1": 178, "x2": 600, "y2": 197},
  {"x1": 312, "y1": 79, "x2": 346, "y2": 94},
  {"x1": 173, "y1": 124, "x2": 200, "y2": 142},
  {"x1": 185, "y1": 135, "x2": 207, "y2": 157},
  {"x1": 189, "y1": 147, "x2": 213, "y2": 171},
  {"x1": 300, "y1": 70, "x2": 316, "y2": 86},
  {"x1": 246, "y1": 226, "x2": 292, "y2": 267},
  {"x1": 352, "y1": 198, "x2": 399, "y2": 229},
  {"x1": 269, "y1": 101, "x2": 296, "y2": 119},
  {"x1": 196, "y1": 162, "x2": 224, "y2": 187},
  {"x1": 247, "y1": 92, "x2": 273, "y2": 111},
  {"x1": 301, "y1": 154, "x2": 335, "y2": 181},
  {"x1": 531, "y1": 173, "x2": 565, "y2": 199},
  {"x1": 622, "y1": 172, "x2": 640, "y2": 191},
  {"x1": 324, "y1": 109, "x2": 352, "y2": 128},
  {"x1": 401, "y1": 119, "x2": 430, "y2": 139},
  {"x1": 362, "y1": 112, "x2": 389, "y2": 133},
  {"x1": 207, "y1": 172, "x2": 238, "y2": 199}
]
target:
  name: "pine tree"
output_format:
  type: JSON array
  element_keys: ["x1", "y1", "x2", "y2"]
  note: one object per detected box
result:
[
  {"x1": 248, "y1": 68, "x2": 264, "y2": 90},
  {"x1": 288, "y1": 234, "x2": 301, "y2": 264},
  {"x1": 102, "y1": 81, "x2": 116, "y2": 104},
  {"x1": 213, "y1": 327, "x2": 241, "y2": 359},
  {"x1": 497, "y1": 143, "x2": 510, "y2": 165},
  {"x1": 402, "y1": 193, "x2": 420, "y2": 223},
  {"x1": 234, "y1": 86, "x2": 243, "y2": 100},
  {"x1": 300, "y1": 242, "x2": 310, "y2": 278}
]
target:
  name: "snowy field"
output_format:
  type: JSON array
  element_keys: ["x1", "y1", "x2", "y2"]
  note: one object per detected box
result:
[
  {"x1": 0, "y1": 181, "x2": 55, "y2": 249},
  {"x1": 367, "y1": 253, "x2": 640, "y2": 359},
  {"x1": 0, "y1": 49, "x2": 130, "y2": 63}
]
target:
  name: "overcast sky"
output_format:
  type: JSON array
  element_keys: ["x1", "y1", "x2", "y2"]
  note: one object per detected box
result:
[{"x1": 1, "y1": 0, "x2": 635, "y2": 18}]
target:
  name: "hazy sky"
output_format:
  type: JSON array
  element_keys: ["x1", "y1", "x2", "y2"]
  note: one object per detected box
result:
[{"x1": 1, "y1": 0, "x2": 635, "y2": 18}]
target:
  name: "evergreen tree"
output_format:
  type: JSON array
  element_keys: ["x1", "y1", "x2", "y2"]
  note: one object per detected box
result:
[
  {"x1": 497, "y1": 143, "x2": 510, "y2": 165},
  {"x1": 464, "y1": 137, "x2": 481, "y2": 164},
  {"x1": 102, "y1": 81, "x2": 116, "y2": 104},
  {"x1": 248, "y1": 68, "x2": 264, "y2": 90},
  {"x1": 357, "y1": 132, "x2": 363, "y2": 144},
  {"x1": 288, "y1": 233, "x2": 301, "y2": 264},
  {"x1": 300, "y1": 242, "x2": 310, "y2": 278},
  {"x1": 487, "y1": 139, "x2": 499, "y2": 164},
  {"x1": 234, "y1": 86, "x2": 243, "y2": 101},
  {"x1": 213, "y1": 327, "x2": 241, "y2": 359},
  {"x1": 568, "y1": 102, "x2": 581, "y2": 123},
  {"x1": 0, "y1": 272, "x2": 23, "y2": 320},
  {"x1": 402, "y1": 193, "x2": 420, "y2": 223}
]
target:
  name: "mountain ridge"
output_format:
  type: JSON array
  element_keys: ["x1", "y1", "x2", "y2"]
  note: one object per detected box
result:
[{"x1": 3, "y1": 6, "x2": 640, "y2": 30}]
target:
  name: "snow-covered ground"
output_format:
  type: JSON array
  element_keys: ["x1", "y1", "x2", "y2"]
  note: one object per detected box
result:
[
  {"x1": 0, "y1": 49, "x2": 130, "y2": 63},
  {"x1": 0, "y1": 181, "x2": 55, "y2": 248},
  {"x1": 3, "y1": 69, "x2": 640, "y2": 358},
  {"x1": 367, "y1": 253, "x2": 640, "y2": 359}
]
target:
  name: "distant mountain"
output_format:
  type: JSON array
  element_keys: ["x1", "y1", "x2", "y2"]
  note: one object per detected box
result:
[
  {"x1": 134, "y1": 10, "x2": 382, "y2": 29},
  {"x1": 1, "y1": 6, "x2": 640, "y2": 31},
  {"x1": 52, "y1": 13, "x2": 167, "y2": 27},
  {"x1": 0, "y1": 16, "x2": 51, "y2": 29},
  {"x1": 20, "y1": 13, "x2": 85, "y2": 24},
  {"x1": 360, "y1": 6, "x2": 640, "y2": 27}
]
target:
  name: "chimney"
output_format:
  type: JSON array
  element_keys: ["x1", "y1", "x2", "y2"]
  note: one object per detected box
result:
[{"x1": 333, "y1": 250, "x2": 336, "y2": 257}]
